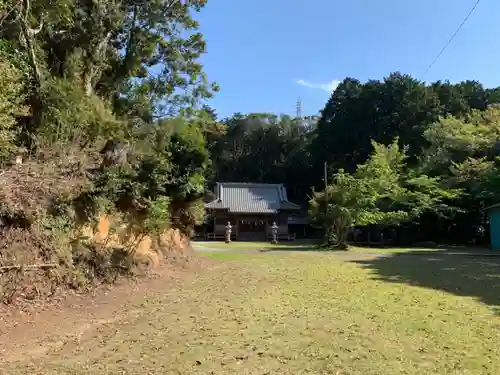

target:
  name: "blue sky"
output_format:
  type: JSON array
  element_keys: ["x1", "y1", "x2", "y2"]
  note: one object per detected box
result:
[{"x1": 196, "y1": 0, "x2": 499, "y2": 118}]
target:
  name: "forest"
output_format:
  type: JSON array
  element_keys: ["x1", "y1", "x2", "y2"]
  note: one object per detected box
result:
[
  {"x1": 1, "y1": 0, "x2": 499, "y2": 297},
  {"x1": 208, "y1": 76, "x2": 500, "y2": 248}
]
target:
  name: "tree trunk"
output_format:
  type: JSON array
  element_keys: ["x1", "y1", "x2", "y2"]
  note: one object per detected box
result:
[
  {"x1": 83, "y1": 68, "x2": 94, "y2": 96},
  {"x1": 19, "y1": 0, "x2": 43, "y2": 87},
  {"x1": 17, "y1": 0, "x2": 44, "y2": 148},
  {"x1": 82, "y1": 31, "x2": 112, "y2": 96}
]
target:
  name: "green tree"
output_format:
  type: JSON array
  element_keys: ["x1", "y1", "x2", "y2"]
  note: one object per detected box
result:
[
  {"x1": 0, "y1": 0, "x2": 217, "y2": 237},
  {"x1": 417, "y1": 106, "x2": 500, "y2": 241},
  {"x1": 1, "y1": 0, "x2": 217, "y2": 149},
  {"x1": 310, "y1": 139, "x2": 459, "y2": 248},
  {"x1": 310, "y1": 73, "x2": 497, "y2": 192},
  {"x1": 207, "y1": 112, "x2": 313, "y2": 203}
]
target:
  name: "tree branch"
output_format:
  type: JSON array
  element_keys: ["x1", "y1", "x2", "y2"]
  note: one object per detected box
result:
[
  {"x1": 83, "y1": 31, "x2": 113, "y2": 95},
  {"x1": 19, "y1": 0, "x2": 43, "y2": 87},
  {"x1": 27, "y1": 19, "x2": 43, "y2": 35},
  {"x1": 122, "y1": 4, "x2": 138, "y2": 72},
  {"x1": 0, "y1": 264, "x2": 58, "y2": 273},
  {"x1": 0, "y1": 0, "x2": 22, "y2": 27}
]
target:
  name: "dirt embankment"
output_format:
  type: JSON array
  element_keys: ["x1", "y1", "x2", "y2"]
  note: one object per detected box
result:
[
  {"x1": 81, "y1": 215, "x2": 193, "y2": 267},
  {"x1": 0, "y1": 152, "x2": 197, "y2": 307},
  {"x1": 0, "y1": 210, "x2": 211, "y2": 364},
  {"x1": 0, "y1": 212, "x2": 195, "y2": 305}
]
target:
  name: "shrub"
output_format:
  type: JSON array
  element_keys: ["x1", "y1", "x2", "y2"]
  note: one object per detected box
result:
[
  {"x1": 38, "y1": 78, "x2": 123, "y2": 149},
  {"x1": 0, "y1": 57, "x2": 28, "y2": 163}
]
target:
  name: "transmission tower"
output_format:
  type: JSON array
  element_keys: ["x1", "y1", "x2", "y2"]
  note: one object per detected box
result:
[{"x1": 295, "y1": 97, "x2": 302, "y2": 119}]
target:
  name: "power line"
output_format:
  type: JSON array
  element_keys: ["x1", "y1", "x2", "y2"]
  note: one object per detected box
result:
[{"x1": 422, "y1": 0, "x2": 482, "y2": 79}]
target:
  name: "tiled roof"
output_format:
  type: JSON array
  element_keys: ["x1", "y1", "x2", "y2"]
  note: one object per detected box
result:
[{"x1": 205, "y1": 182, "x2": 301, "y2": 213}]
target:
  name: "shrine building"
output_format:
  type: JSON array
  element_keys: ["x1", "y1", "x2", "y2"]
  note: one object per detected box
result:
[{"x1": 204, "y1": 182, "x2": 301, "y2": 241}]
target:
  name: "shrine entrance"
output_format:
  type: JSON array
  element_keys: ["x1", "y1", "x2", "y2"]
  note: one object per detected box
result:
[{"x1": 238, "y1": 218, "x2": 267, "y2": 241}]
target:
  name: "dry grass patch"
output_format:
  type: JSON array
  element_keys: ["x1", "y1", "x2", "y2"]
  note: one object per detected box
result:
[{"x1": 2, "y1": 252, "x2": 500, "y2": 374}]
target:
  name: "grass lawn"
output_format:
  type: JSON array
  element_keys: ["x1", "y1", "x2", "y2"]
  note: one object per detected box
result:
[
  {"x1": 3, "y1": 251, "x2": 500, "y2": 374},
  {"x1": 192, "y1": 240, "x2": 318, "y2": 251},
  {"x1": 193, "y1": 240, "x2": 489, "y2": 255}
]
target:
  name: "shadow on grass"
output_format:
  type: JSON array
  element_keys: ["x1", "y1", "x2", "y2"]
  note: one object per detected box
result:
[
  {"x1": 260, "y1": 242, "x2": 348, "y2": 253},
  {"x1": 352, "y1": 249, "x2": 500, "y2": 313}
]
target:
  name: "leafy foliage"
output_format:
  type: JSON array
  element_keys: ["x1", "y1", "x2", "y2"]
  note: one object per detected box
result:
[
  {"x1": 309, "y1": 139, "x2": 460, "y2": 248},
  {"x1": 311, "y1": 74, "x2": 497, "y2": 179},
  {"x1": 0, "y1": 0, "x2": 217, "y2": 150},
  {"x1": 38, "y1": 78, "x2": 122, "y2": 148},
  {"x1": 0, "y1": 57, "x2": 27, "y2": 163},
  {"x1": 415, "y1": 106, "x2": 500, "y2": 240},
  {"x1": 78, "y1": 117, "x2": 209, "y2": 237}
]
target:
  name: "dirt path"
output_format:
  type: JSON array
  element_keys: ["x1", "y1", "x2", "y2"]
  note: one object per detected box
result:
[{"x1": 0, "y1": 258, "x2": 216, "y2": 368}]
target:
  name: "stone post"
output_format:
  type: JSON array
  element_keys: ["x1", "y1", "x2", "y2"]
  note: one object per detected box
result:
[{"x1": 271, "y1": 221, "x2": 278, "y2": 244}]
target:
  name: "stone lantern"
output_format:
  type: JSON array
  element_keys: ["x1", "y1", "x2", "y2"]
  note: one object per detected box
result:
[
  {"x1": 271, "y1": 221, "x2": 279, "y2": 244},
  {"x1": 14, "y1": 147, "x2": 27, "y2": 165},
  {"x1": 225, "y1": 221, "x2": 233, "y2": 243}
]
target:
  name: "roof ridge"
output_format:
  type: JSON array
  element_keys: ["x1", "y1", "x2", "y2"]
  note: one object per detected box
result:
[
  {"x1": 218, "y1": 182, "x2": 283, "y2": 187},
  {"x1": 206, "y1": 182, "x2": 300, "y2": 213}
]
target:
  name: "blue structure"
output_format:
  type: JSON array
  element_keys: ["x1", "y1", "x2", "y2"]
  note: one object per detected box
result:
[{"x1": 487, "y1": 203, "x2": 500, "y2": 250}]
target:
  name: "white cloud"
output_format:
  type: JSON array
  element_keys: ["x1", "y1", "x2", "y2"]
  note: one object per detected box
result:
[{"x1": 295, "y1": 79, "x2": 341, "y2": 93}]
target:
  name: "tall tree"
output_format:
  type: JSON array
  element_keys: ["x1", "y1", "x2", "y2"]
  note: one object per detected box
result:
[
  {"x1": 311, "y1": 73, "x2": 497, "y2": 191},
  {"x1": 1, "y1": 0, "x2": 217, "y2": 149},
  {"x1": 310, "y1": 139, "x2": 458, "y2": 248}
]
